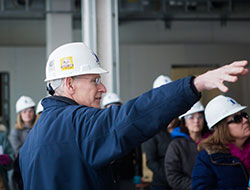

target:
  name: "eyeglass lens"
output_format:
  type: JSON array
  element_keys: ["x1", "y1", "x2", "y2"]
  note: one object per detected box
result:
[{"x1": 184, "y1": 114, "x2": 203, "y2": 120}]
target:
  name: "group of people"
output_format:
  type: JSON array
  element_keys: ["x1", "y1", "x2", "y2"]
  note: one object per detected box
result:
[
  {"x1": 102, "y1": 93, "x2": 143, "y2": 190},
  {"x1": 144, "y1": 75, "x2": 250, "y2": 190},
  {"x1": 1, "y1": 42, "x2": 248, "y2": 190},
  {"x1": 143, "y1": 75, "x2": 208, "y2": 190}
]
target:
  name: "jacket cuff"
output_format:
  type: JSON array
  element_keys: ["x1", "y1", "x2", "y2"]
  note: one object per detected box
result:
[{"x1": 190, "y1": 76, "x2": 201, "y2": 98}]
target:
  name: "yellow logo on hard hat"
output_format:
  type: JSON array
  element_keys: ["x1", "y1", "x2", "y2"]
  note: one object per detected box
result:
[{"x1": 60, "y1": 57, "x2": 74, "y2": 71}]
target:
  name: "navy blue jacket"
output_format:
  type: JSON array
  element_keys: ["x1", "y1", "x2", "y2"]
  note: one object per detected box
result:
[
  {"x1": 192, "y1": 150, "x2": 249, "y2": 190},
  {"x1": 19, "y1": 77, "x2": 200, "y2": 190}
]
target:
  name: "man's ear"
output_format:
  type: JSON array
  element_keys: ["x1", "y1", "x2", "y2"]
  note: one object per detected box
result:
[{"x1": 64, "y1": 77, "x2": 75, "y2": 95}]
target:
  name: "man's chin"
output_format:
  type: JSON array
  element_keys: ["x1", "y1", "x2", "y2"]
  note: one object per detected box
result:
[{"x1": 93, "y1": 102, "x2": 101, "y2": 109}]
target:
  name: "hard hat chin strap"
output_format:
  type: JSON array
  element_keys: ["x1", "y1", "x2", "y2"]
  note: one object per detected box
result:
[
  {"x1": 46, "y1": 79, "x2": 62, "y2": 96},
  {"x1": 47, "y1": 83, "x2": 55, "y2": 96}
]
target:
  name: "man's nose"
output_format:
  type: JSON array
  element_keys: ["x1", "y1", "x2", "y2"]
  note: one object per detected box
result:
[{"x1": 98, "y1": 82, "x2": 107, "y2": 93}]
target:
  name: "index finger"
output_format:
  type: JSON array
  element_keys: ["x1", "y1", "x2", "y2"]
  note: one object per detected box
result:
[
  {"x1": 226, "y1": 60, "x2": 249, "y2": 75},
  {"x1": 230, "y1": 60, "x2": 248, "y2": 67}
]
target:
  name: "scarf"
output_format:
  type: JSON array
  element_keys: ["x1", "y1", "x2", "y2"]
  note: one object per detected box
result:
[{"x1": 227, "y1": 139, "x2": 250, "y2": 172}]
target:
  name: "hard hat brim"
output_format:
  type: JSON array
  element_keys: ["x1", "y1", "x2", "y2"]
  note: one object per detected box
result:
[
  {"x1": 178, "y1": 108, "x2": 204, "y2": 119},
  {"x1": 44, "y1": 67, "x2": 108, "y2": 82},
  {"x1": 208, "y1": 105, "x2": 247, "y2": 129}
]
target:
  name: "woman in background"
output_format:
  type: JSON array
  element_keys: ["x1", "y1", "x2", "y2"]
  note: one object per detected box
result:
[
  {"x1": 9, "y1": 96, "x2": 36, "y2": 190},
  {"x1": 165, "y1": 101, "x2": 210, "y2": 190},
  {"x1": 192, "y1": 95, "x2": 250, "y2": 190},
  {"x1": 9, "y1": 96, "x2": 36, "y2": 155}
]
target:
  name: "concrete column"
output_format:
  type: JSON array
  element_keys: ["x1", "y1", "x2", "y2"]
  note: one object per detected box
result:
[
  {"x1": 96, "y1": 0, "x2": 120, "y2": 94},
  {"x1": 82, "y1": 0, "x2": 97, "y2": 53},
  {"x1": 46, "y1": 0, "x2": 73, "y2": 57}
]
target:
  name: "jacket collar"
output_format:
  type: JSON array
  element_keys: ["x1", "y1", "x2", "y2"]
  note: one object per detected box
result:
[
  {"x1": 47, "y1": 96, "x2": 79, "y2": 106},
  {"x1": 209, "y1": 152, "x2": 239, "y2": 164}
]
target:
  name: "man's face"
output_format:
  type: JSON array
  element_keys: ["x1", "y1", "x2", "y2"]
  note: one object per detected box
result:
[{"x1": 72, "y1": 74, "x2": 106, "y2": 108}]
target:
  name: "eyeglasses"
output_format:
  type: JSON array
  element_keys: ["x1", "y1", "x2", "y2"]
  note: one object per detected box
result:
[
  {"x1": 92, "y1": 78, "x2": 101, "y2": 85},
  {"x1": 76, "y1": 76, "x2": 101, "y2": 85},
  {"x1": 227, "y1": 112, "x2": 249, "y2": 124},
  {"x1": 184, "y1": 114, "x2": 203, "y2": 120}
]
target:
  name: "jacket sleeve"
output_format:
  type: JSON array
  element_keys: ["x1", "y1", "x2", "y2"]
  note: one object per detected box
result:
[
  {"x1": 74, "y1": 77, "x2": 201, "y2": 168},
  {"x1": 143, "y1": 138, "x2": 166, "y2": 182},
  {"x1": 165, "y1": 140, "x2": 191, "y2": 189},
  {"x1": 191, "y1": 151, "x2": 217, "y2": 190},
  {"x1": 9, "y1": 129, "x2": 22, "y2": 155}
]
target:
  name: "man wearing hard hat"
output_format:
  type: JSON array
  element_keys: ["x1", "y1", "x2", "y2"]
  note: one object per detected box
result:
[{"x1": 19, "y1": 42, "x2": 248, "y2": 190}]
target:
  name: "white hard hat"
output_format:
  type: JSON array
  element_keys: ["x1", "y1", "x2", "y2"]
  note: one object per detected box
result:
[
  {"x1": 153, "y1": 75, "x2": 172, "y2": 89},
  {"x1": 205, "y1": 95, "x2": 246, "y2": 129},
  {"x1": 45, "y1": 42, "x2": 108, "y2": 82},
  {"x1": 179, "y1": 101, "x2": 204, "y2": 119},
  {"x1": 102, "y1": 92, "x2": 122, "y2": 108},
  {"x1": 36, "y1": 99, "x2": 43, "y2": 115},
  {"x1": 16, "y1": 96, "x2": 35, "y2": 113}
]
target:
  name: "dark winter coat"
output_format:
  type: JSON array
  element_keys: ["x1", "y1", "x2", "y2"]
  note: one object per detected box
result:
[
  {"x1": 19, "y1": 76, "x2": 200, "y2": 190},
  {"x1": 111, "y1": 145, "x2": 142, "y2": 181},
  {"x1": 192, "y1": 150, "x2": 249, "y2": 190},
  {"x1": 143, "y1": 128, "x2": 172, "y2": 188},
  {"x1": 164, "y1": 136, "x2": 198, "y2": 190}
]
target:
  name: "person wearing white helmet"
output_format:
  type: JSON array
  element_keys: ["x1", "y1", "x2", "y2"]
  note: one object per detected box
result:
[
  {"x1": 143, "y1": 75, "x2": 176, "y2": 190},
  {"x1": 164, "y1": 101, "x2": 210, "y2": 190},
  {"x1": 36, "y1": 99, "x2": 44, "y2": 115},
  {"x1": 9, "y1": 98, "x2": 44, "y2": 190},
  {"x1": 152, "y1": 75, "x2": 172, "y2": 89},
  {"x1": 9, "y1": 96, "x2": 36, "y2": 155},
  {"x1": 192, "y1": 95, "x2": 250, "y2": 189},
  {"x1": 31, "y1": 99, "x2": 44, "y2": 127},
  {"x1": 102, "y1": 92, "x2": 122, "y2": 108},
  {"x1": 18, "y1": 41, "x2": 249, "y2": 190},
  {"x1": 102, "y1": 92, "x2": 143, "y2": 190},
  {"x1": 179, "y1": 101, "x2": 210, "y2": 143}
]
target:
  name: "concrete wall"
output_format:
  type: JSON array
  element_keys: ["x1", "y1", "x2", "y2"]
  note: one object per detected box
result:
[
  {"x1": 118, "y1": 20, "x2": 250, "y2": 113},
  {"x1": 119, "y1": 44, "x2": 250, "y2": 106},
  {"x1": 0, "y1": 47, "x2": 47, "y2": 130},
  {"x1": 0, "y1": 20, "x2": 45, "y2": 46},
  {"x1": 119, "y1": 20, "x2": 250, "y2": 44}
]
